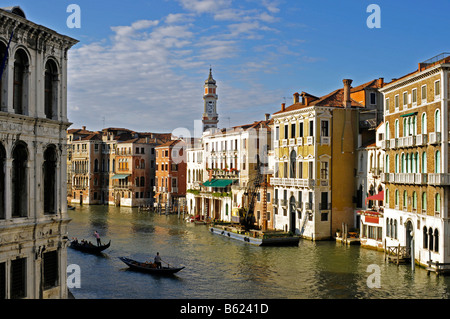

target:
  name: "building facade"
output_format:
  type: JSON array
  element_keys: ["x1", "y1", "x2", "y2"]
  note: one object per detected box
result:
[
  {"x1": 0, "y1": 7, "x2": 78, "y2": 298},
  {"x1": 381, "y1": 53, "x2": 450, "y2": 267}
]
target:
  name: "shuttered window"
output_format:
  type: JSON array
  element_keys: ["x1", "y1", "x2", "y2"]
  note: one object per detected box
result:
[
  {"x1": 10, "y1": 258, "x2": 26, "y2": 299},
  {"x1": 44, "y1": 250, "x2": 59, "y2": 289}
]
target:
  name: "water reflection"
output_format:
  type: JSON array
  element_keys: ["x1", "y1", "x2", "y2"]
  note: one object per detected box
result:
[{"x1": 68, "y1": 205, "x2": 450, "y2": 299}]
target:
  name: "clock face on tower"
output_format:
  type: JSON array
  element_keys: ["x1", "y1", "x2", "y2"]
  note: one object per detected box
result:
[{"x1": 207, "y1": 100, "x2": 215, "y2": 114}]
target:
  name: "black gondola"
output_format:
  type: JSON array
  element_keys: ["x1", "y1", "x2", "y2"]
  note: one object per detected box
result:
[
  {"x1": 119, "y1": 257, "x2": 185, "y2": 275},
  {"x1": 70, "y1": 240, "x2": 111, "y2": 254}
]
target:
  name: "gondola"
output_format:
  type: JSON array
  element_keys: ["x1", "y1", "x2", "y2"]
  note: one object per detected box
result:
[
  {"x1": 69, "y1": 240, "x2": 111, "y2": 254},
  {"x1": 119, "y1": 257, "x2": 185, "y2": 275}
]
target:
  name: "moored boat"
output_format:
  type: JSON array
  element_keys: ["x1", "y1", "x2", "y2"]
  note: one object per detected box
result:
[{"x1": 119, "y1": 257, "x2": 185, "y2": 275}]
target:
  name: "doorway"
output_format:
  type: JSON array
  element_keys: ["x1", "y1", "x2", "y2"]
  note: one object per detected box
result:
[{"x1": 289, "y1": 196, "x2": 296, "y2": 234}]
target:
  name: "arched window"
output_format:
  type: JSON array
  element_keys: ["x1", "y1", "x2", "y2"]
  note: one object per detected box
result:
[
  {"x1": 395, "y1": 189, "x2": 399, "y2": 208},
  {"x1": 13, "y1": 49, "x2": 29, "y2": 115},
  {"x1": 395, "y1": 154, "x2": 399, "y2": 173},
  {"x1": 140, "y1": 176, "x2": 145, "y2": 187},
  {"x1": 434, "y1": 229, "x2": 439, "y2": 253},
  {"x1": 435, "y1": 150, "x2": 441, "y2": 174},
  {"x1": 385, "y1": 122, "x2": 390, "y2": 140},
  {"x1": 403, "y1": 190, "x2": 408, "y2": 210},
  {"x1": 403, "y1": 118, "x2": 408, "y2": 137},
  {"x1": 395, "y1": 120, "x2": 399, "y2": 138},
  {"x1": 435, "y1": 109, "x2": 441, "y2": 132},
  {"x1": 429, "y1": 227, "x2": 434, "y2": 251},
  {"x1": 385, "y1": 189, "x2": 389, "y2": 208},
  {"x1": 435, "y1": 193, "x2": 441, "y2": 214},
  {"x1": 44, "y1": 59, "x2": 58, "y2": 119},
  {"x1": 94, "y1": 159, "x2": 99, "y2": 172},
  {"x1": 386, "y1": 218, "x2": 390, "y2": 237},
  {"x1": 422, "y1": 152, "x2": 427, "y2": 174},
  {"x1": 385, "y1": 154, "x2": 389, "y2": 173},
  {"x1": 394, "y1": 219, "x2": 398, "y2": 239},
  {"x1": 12, "y1": 143, "x2": 28, "y2": 217},
  {"x1": 389, "y1": 219, "x2": 393, "y2": 238},
  {"x1": 401, "y1": 153, "x2": 405, "y2": 173},
  {"x1": 421, "y1": 113, "x2": 427, "y2": 134},
  {"x1": 0, "y1": 143, "x2": 5, "y2": 219},
  {"x1": 0, "y1": 42, "x2": 7, "y2": 110},
  {"x1": 422, "y1": 192, "x2": 427, "y2": 213},
  {"x1": 412, "y1": 191, "x2": 417, "y2": 211},
  {"x1": 423, "y1": 227, "x2": 428, "y2": 249},
  {"x1": 290, "y1": 150, "x2": 296, "y2": 178},
  {"x1": 43, "y1": 146, "x2": 57, "y2": 214}
]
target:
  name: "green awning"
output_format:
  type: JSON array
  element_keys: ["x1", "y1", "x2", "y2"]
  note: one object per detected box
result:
[
  {"x1": 202, "y1": 179, "x2": 236, "y2": 188},
  {"x1": 111, "y1": 174, "x2": 130, "y2": 180},
  {"x1": 400, "y1": 112, "x2": 418, "y2": 117},
  {"x1": 211, "y1": 179, "x2": 235, "y2": 187}
]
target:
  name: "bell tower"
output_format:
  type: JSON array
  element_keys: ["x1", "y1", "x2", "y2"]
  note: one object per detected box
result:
[{"x1": 202, "y1": 68, "x2": 219, "y2": 132}]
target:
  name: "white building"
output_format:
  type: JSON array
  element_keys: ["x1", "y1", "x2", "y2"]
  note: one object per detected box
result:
[{"x1": 0, "y1": 7, "x2": 78, "y2": 298}]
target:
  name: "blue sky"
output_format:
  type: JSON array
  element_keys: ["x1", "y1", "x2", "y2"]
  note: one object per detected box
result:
[{"x1": 4, "y1": 0, "x2": 449, "y2": 134}]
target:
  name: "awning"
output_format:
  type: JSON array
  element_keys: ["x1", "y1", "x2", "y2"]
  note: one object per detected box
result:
[
  {"x1": 111, "y1": 174, "x2": 130, "y2": 180},
  {"x1": 202, "y1": 179, "x2": 235, "y2": 188},
  {"x1": 400, "y1": 112, "x2": 418, "y2": 117},
  {"x1": 365, "y1": 191, "x2": 384, "y2": 203}
]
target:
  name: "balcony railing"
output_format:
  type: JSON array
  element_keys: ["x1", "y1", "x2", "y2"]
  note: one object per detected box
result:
[
  {"x1": 390, "y1": 138, "x2": 398, "y2": 149},
  {"x1": 321, "y1": 136, "x2": 330, "y2": 145},
  {"x1": 306, "y1": 136, "x2": 314, "y2": 145},
  {"x1": 428, "y1": 173, "x2": 450, "y2": 185},
  {"x1": 415, "y1": 134, "x2": 427, "y2": 146},
  {"x1": 429, "y1": 132, "x2": 441, "y2": 145},
  {"x1": 297, "y1": 137, "x2": 303, "y2": 146},
  {"x1": 381, "y1": 140, "x2": 390, "y2": 150},
  {"x1": 271, "y1": 177, "x2": 315, "y2": 188}
]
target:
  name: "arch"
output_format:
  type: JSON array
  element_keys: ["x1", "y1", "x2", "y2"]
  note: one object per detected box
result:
[
  {"x1": 422, "y1": 152, "x2": 427, "y2": 173},
  {"x1": 43, "y1": 145, "x2": 57, "y2": 214},
  {"x1": 0, "y1": 142, "x2": 5, "y2": 219},
  {"x1": 435, "y1": 109, "x2": 441, "y2": 132},
  {"x1": 0, "y1": 41, "x2": 7, "y2": 110},
  {"x1": 386, "y1": 218, "x2": 390, "y2": 237},
  {"x1": 44, "y1": 59, "x2": 59, "y2": 120},
  {"x1": 428, "y1": 227, "x2": 434, "y2": 251},
  {"x1": 422, "y1": 191, "x2": 427, "y2": 212},
  {"x1": 435, "y1": 193, "x2": 441, "y2": 214},
  {"x1": 423, "y1": 226, "x2": 428, "y2": 249},
  {"x1": 434, "y1": 229, "x2": 439, "y2": 253},
  {"x1": 435, "y1": 150, "x2": 441, "y2": 174},
  {"x1": 13, "y1": 48, "x2": 29, "y2": 115},
  {"x1": 12, "y1": 142, "x2": 28, "y2": 217},
  {"x1": 421, "y1": 113, "x2": 427, "y2": 134}
]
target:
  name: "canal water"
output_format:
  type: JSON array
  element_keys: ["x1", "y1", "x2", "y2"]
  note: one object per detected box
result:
[{"x1": 68, "y1": 205, "x2": 450, "y2": 299}]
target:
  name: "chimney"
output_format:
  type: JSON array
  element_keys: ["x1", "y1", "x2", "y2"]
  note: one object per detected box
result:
[
  {"x1": 293, "y1": 92, "x2": 300, "y2": 104},
  {"x1": 343, "y1": 79, "x2": 353, "y2": 108},
  {"x1": 281, "y1": 103, "x2": 286, "y2": 111},
  {"x1": 378, "y1": 78, "x2": 384, "y2": 88},
  {"x1": 265, "y1": 113, "x2": 270, "y2": 121},
  {"x1": 82, "y1": 126, "x2": 86, "y2": 131}
]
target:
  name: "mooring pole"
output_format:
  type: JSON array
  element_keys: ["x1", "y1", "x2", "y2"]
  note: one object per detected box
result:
[{"x1": 411, "y1": 231, "x2": 415, "y2": 272}]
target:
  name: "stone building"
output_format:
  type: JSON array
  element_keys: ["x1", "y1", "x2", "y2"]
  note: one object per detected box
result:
[
  {"x1": 271, "y1": 78, "x2": 383, "y2": 240},
  {"x1": 0, "y1": 7, "x2": 78, "y2": 298},
  {"x1": 67, "y1": 127, "x2": 171, "y2": 207},
  {"x1": 380, "y1": 53, "x2": 450, "y2": 268}
]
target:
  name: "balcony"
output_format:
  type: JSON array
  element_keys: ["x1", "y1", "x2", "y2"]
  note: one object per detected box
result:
[
  {"x1": 381, "y1": 140, "x2": 390, "y2": 150},
  {"x1": 428, "y1": 173, "x2": 450, "y2": 185},
  {"x1": 280, "y1": 199, "x2": 288, "y2": 207},
  {"x1": 429, "y1": 132, "x2": 441, "y2": 145},
  {"x1": 390, "y1": 138, "x2": 398, "y2": 149},
  {"x1": 414, "y1": 173, "x2": 428, "y2": 185},
  {"x1": 306, "y1": 136, "x2": 314, "y2": 146},
  {"x1": 321, "y1": 136, "x2": 330, "y2": 145},
  {"x1": 271, "y1": 177, "x2": 315, "y2": 188},
  {"x1": 304, "y1": 202, "x2": 312, "y2": 210},
  {"x1": 403, "y1": 136, "x2": 415, "y2": 148},
  {"x1": 381, "y1": 172, "x2": 390, "y2": 183},
  {"x1": 282, "y1": 139, "x2": 288, "y2": 146},
  {"x1": 415, "y1": 134, "x2": 427, "y2": 146},
  {"x1": 297, "y1": 137, "x2": 303, "y2": 146},
  {"x1": 289, "y1": 138, "x2": 296, "y2": 146}
]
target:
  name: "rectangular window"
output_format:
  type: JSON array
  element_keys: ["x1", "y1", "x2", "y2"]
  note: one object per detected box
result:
[
  {"x1": 403, "y1": 92, "x2": 408, "y2": 106},
  {"x1": 385, "y1": 98, "x2": 390, "y2": 113},
  {"x1": 43, "y1": 251, "x2": 59, "y2": 290},
  {"x1": 320, "y1": 192, "x2": 328, "y2": 210},
  {"x1": 284, "y1": 125, "x2": 288, "y2": 140},
  {"x1": 299, "y1": 122, "x2": 304, "y2": 137},
  {"x1": 275, "y1": 126, "x2": 279, "y2": 140},
  {"x1": 291, "y1": 123, "x2": 296, "y2": 138},
  {"x1": 370, "y1": 92, "x2": 376, "y2": 105},
  {"x1": 298, "y1": 162, "x2": 303, "y2": 178},
  {"x1": 266, "y1": 192, "x2": 271, "y2": 203},
  {"x1": 308, "y1": 162, "x2": 313, "y2": 179},
  {"x1": 412, "y1": 89, "x2": 417, "y2": 104},
  {"x1": 421, "y1": 85, "x2": 427, "y2": 103},
  {"x1": 320, "y1": 162, "x2": 329, "y2": 180},
  {"x1": 321, "y1": 120, "x2": 329, "y2": 137},
  {"x1": 394, "y1": 95, "x2": 399, "y2": 109},
  {"x1": 309, "y1": 120, "x2": 314, "y2": 136},
  {"x1": 11, "y1": 258, "x2": 26, "y2": 299},
  {"x1": 435, "y1": 80, "x2": 441, "y2": 97}
]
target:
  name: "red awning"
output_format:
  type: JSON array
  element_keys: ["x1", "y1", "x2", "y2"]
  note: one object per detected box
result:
[{"x1": 365, "y1": 191, "x2": 384, "y2": 203}]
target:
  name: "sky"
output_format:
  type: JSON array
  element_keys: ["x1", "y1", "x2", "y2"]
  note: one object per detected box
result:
[{"x1": 3, "y1": 0, "x2": 450, "y2": 135}]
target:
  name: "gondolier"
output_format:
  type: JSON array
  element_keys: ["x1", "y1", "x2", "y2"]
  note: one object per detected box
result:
[
  {"x1": 154, "y1": 252, "x2": 162, "y2": 269},
  {"x1": 94, "y1": 231, "x2": 101, "y2": 246}
]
